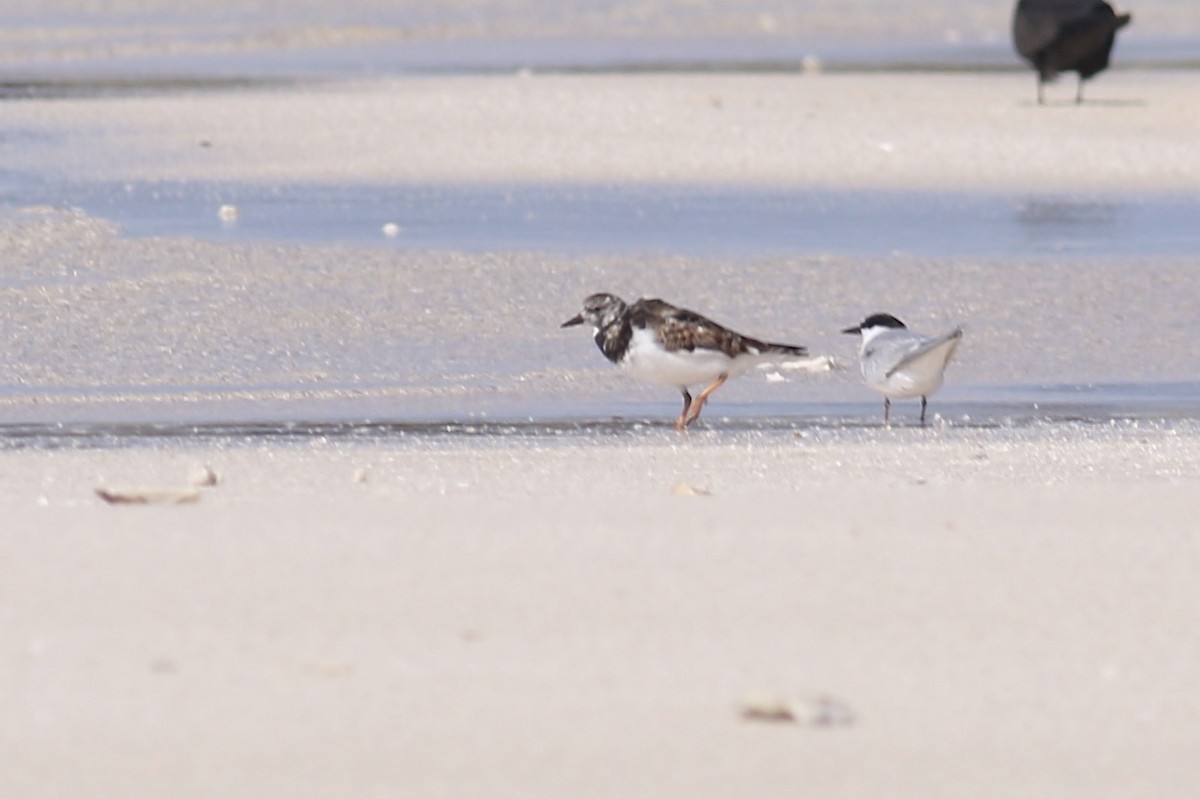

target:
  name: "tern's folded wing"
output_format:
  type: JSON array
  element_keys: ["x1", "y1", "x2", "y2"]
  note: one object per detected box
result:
[{"x1": 884, "y1": 328, "x2": 963, "y2": 379}]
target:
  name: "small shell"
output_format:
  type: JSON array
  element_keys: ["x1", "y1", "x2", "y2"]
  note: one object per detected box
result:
[
  {"x1": 671, "y1": 481, "x2": 712, "y2": 497},
  {"x1": 741, "y1": 694, "x2": 798, "y2": 723},
  {"x1": 353, "y1": 468, "x2": 369, "y2": 483},
  {"x1": 741, "y1": 693, "x2": 856, "y2": 727},
  {"x1": 778, "y1": 355, "x2": 838, "y2": 372},
  {"x1": 95, "y1": 487, "x2": 201, "y2": 505}
]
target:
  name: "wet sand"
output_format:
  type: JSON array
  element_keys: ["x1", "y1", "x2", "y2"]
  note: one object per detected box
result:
[
  {"x1": 1, "y1": 204, "x2": 1198, "y2": 424},
  {"x1": 3, "y1": 34, "x2": 1200, "y2": 799}
]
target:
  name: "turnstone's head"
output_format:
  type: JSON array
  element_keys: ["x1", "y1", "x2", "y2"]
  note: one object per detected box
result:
[
  {"x1": 561, "y1": 293, "x2": 628, "y2": 330},
  {"x1": 841, "y1": 313, "x2": 907, "y2": 337}
]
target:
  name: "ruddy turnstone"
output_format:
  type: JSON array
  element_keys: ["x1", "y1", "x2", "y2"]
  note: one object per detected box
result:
[
  {"x1": 1013, "y1": 0, "x2": 1131, "y2": 104},
  {"x1": 562, "y1": 293, "x2": 808, "y2": 430},
  {"x1": 841, "y1": 313, "x2": 963, "y2": 425}
]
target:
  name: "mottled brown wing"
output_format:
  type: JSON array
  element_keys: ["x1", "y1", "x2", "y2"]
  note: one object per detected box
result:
[{"x1": 630, "y1": 298, "x2": 760, "y2": 358}]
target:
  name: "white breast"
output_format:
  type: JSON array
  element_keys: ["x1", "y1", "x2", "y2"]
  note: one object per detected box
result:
[{"x1": 619, "y1": 327, "x2": 738, "y2": 388}]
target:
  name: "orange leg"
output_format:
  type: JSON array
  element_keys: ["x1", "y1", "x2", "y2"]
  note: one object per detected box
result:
[
  {"x1": 675, "y1": 389, "x2": 693, "y2": 431},
  {"x1": 682, "y1": 374, "x2": 728, "y2": 428}
]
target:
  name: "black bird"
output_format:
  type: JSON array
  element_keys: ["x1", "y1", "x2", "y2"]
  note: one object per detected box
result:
[{"x1": 1013, "y1": 0, "x2": 1131, "y2": 104}]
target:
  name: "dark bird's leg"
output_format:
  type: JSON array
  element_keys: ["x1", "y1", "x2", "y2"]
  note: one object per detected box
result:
[
  {"x1": 1075, "y1": 76, "x2": 1085, "y2": 104},
  {"x1": 920, "y1": 396, "x2": 928, "y2": 426},
  {"x1": 1037, "y1": 76, "x2": 1045, "y2": 105},
  {"x1": 883, "y1": 397, "x2": 891, "y2": 426},
  {"x1": 675, "y1": 389, "x2": 693, "y2": 432},
  {"x1": 683, "y1": 374, "x2": 728, "y2": 428}
]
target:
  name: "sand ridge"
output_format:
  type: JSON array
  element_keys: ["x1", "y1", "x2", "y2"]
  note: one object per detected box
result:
[{"x1": 7, "y1": 72, "x2": 1200, "y2": 192}]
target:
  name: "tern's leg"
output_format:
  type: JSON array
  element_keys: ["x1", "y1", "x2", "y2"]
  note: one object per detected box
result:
[
  {"x1": 1037, "y1": 77, "x2": 1045, "y2": 105},
  {"x1": 1075, "y1": 76, "x2": 1084, "y2": 104},
  {"x1": 683, "y1": 374, "x2": 728, "y2": 427},
  {"x1": 920, "y1": 396, "x2": 928, "y2": 425},
  {"x1": 675, "y1": 389, "x2": 693, "y2": 431},
  {"x1": 883, "y1": 397, "x2": 891, "y2": 425}
]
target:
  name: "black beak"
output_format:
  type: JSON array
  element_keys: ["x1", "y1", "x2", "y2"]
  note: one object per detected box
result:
[
  {"x1": 561, "y1": 314, "x2": 584, "y2": 328},
  {"x1": 841, "y1": 325, "x2": 861, "y2": 335}
]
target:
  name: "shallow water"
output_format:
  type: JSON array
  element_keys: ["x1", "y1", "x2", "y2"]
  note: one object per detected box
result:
[
  {"x1": 0, "y1": 412, "x2": 1192, "y2": 452},
  {"x1": 1, "y1": 0, "x2": 1194, "y2": 78},
  {"x1": 8, "y1": 180, "x2": 1199, "y2": 260},
  {"x1": 2, "y1": 381, "x2": 1198, "y2": 451}
]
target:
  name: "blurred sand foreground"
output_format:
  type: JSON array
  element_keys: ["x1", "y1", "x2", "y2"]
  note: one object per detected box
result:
[
  {"x1": 2, "y1": 69, "x2": 1200, "y2": 798},
  {"x1": 4, "y1": 429, "x2": 1200, "y2": 798}
]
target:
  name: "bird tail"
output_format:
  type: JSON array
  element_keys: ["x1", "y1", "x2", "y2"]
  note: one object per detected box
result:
[{"x1": 756, "y1": 341, "x2": 809, "y2": 359}]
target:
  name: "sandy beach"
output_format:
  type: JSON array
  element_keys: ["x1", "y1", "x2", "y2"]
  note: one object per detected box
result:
[
  {"x1": 8, "y1": 70, "x2": 1200, "y2": 192},
  {"x1": 4, "y1": 3, "x2": 1200, "y2": 794},
  {"x1": 5, "y1": 425, "x2": 1200, "y2": 798}
]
